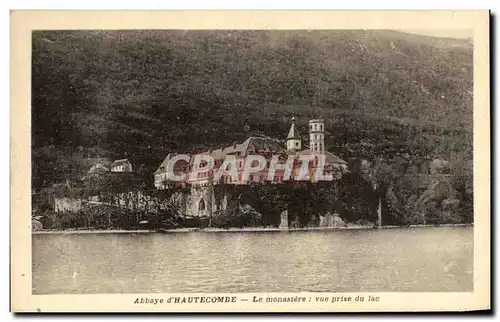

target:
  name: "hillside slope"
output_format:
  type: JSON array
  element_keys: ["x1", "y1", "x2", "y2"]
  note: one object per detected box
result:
[{"x1": 31, "y1": 30, "x2": 473, "y2": 189}]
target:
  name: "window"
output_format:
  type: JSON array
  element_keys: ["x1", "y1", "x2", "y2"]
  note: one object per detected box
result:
[
  {"x1": 310, "y1": 125, "x2": 313, "y2": 130},
  {"x1": 295, "y1": 142, "x2": 299, "y2": 147},
  {"x1": 199, "y1": 199, "x2": 206, "y2": 211},
  {"x1": 320, "y1": 124, "x2": 323, "y2": 131}
]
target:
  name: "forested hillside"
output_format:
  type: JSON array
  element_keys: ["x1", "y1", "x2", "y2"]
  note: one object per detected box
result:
[{"x1": 32, "y1": 30, "x2": 473, "y2": 190}]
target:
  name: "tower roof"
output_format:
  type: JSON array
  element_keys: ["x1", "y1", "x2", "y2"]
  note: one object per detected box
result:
[
  {"x1": 286, "y1": 117, "x2": 301, "y2": 140},
  {"x1": 309, "y1": 118, "x2": 324, "y2": 123}
]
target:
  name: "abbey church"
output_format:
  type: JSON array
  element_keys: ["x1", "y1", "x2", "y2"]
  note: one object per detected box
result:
[
  {"x1": 153, "y1": 118, "x2": 349, "y2": 219},
  {"x1": 154, "y1": 117, "x2": 348, "y2": 189}
]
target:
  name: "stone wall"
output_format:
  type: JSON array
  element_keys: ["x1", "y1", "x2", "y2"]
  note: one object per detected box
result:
[
  {"x1": 78, "y1": 185, "x2": 230, "y2": 218},
  {"x1": 318, "y1": 212, "x2": 345, "y2": 228},
  {"x1": 279, "y1": 210, "x2": 288, "y2": 230},
  {"x1": 54, "y1": 197, "x2": 82, "y2": 213},
  {"x1": 185, "y1": 185, "x2": 228, "y2": 218}
]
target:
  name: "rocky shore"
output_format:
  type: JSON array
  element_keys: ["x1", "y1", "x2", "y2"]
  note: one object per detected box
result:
[{"x1": 31, "y1": 223, "x2": 472, "y2": 235}]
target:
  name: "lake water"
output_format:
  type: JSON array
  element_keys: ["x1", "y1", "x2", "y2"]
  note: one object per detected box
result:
[{"x1": 32, "y1": 227, "x2": 473, "y2": 294}]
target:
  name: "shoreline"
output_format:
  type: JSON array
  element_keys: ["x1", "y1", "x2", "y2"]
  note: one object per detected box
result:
[{"x1": 32, "y1": 223, "x2": 473, "y2": 235}]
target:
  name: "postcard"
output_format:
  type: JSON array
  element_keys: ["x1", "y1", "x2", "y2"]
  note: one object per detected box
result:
[{"x1": 10, "y1": 10, "x2": 490, "y2": 312}]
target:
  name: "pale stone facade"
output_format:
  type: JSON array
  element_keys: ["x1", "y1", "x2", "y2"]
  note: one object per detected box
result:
[{"x1": 54, "y1": 197, "x2": 82, "y2": 213}]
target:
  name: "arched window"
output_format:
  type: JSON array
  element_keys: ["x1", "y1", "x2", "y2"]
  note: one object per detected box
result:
[{"x1": 199, "y1": 199, "x2": 206, "y2": 211}]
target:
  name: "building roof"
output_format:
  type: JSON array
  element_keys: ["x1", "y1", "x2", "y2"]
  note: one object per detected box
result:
[
  {"x1": 286, "y1": 117, "x2": 300, "y2": 140},
  {"x1": 155, "y1": 153, "x2": 190, "y2": 174},
  {"x1": 238, "y1": 136, "x2": 284, "y2": 156},
  {"x1": 111, "y1": 159, "x2": 131, "y2": 167},
  {"x1": 209, "y1": 136, "x2": 284, "y2": 160},
  {"x1": 154, "y1": 154, "x2": 172, "y2": 174},
  {"x1": 324, "y1": 152, "x2": 348, "y2": 165},
  {"x1": 295, "y1": 150, "x2": 348, "y2": 165},
  {"x1": 210, "y1": 148, "x2": 226, "y2": 160}
]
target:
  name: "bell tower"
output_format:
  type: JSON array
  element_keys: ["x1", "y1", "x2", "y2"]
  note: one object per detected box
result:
[
  {"x1": 286, "y1": 116, "x2": 302, "y2": 152},
  {"x1": 309, "y1": 119, "x2": 325, "y2": 154}
]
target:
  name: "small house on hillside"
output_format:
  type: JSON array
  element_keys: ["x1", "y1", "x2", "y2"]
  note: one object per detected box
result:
[{"x1": 111, "y1": 159, "x2": 133, "y2": 172}]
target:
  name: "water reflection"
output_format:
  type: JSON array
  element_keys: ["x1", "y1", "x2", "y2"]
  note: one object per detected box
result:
[{"x1": 32, "y1": 227, "x2": 473, "y2": 294}]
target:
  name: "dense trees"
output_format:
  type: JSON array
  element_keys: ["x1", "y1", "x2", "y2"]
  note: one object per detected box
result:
[{"x1": 32, "y1": 30, "x2": 472, "y2": 187}]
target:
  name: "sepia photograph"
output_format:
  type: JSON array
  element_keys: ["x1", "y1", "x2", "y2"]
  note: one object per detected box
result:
[{"x1": 11, "y1": 10, "x2": 490, "y2": 312}]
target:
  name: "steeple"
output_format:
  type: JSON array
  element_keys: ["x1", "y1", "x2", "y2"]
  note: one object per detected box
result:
[
  {"x1": 286, "y1": 116, "x2": 302, "y2": 152},
  {"x1": 287, "y1": 116, "x2": 300, "y2": 139}
]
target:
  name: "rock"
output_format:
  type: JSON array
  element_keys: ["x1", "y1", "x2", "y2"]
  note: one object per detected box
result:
[
  {"x1": 279, "y1": 210, "x2": 288, "y2": 230},
  {"x1": 319, "y1": 215, "x2": 327, "y2": 227},
  {"x1": 239, "y1": 204, "x2": 261, "y2": 217},
  {"x1": 333, "y1": 213, "x2": 346, "y2": 227},
  {"x1": 319, "y1": 212, "x2": 345, "y2": 227},
  {"x1": 325, "y1": 212, "x2": 334, "y2": 227}
]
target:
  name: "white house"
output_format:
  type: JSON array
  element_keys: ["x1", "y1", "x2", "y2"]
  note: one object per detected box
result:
[{"x1": 110, "y1": 159, "x2": 133, "y2": 172}]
